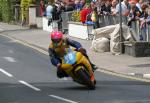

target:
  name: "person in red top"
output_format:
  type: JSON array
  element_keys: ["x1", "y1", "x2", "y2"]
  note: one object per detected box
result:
[
  {"x1": 80, "y1": 4, "x2": 92, "y2": 24},
  {"x1": 40, "y1": 0, "x2": 46, "y2": 16}
]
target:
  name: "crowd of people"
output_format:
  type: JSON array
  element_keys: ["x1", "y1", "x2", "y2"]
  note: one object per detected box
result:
[{"x1": 39, "y1": 0, "x2": 150, "y2": 30}]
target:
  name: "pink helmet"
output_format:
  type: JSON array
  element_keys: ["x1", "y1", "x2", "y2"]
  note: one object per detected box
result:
[
  {"x1": 50, "y1": 31, "x2": 63, "y2": 46},
  {"x1": 50, "y1": 31, "x2": 63, "y2": 40}
]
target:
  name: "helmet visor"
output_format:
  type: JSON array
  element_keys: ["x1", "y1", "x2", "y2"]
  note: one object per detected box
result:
[
  {"x1": 51, "y1": 38, "x2": 62, "y2": 47},
  {"x1": 51, "y1": 38, "x2": 62, "y2": 43}
]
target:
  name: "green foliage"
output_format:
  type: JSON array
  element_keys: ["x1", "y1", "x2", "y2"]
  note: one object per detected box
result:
[
  {"x1": 20, "y1": 0, "x2": 35, "y2": 22},
  {"x1": 0, "y1": 1, "x2": 2, "y2": 21},
  {"x1": 71, "y1": 11, "x2": 81, "y2": 22},
  {"x1": 0, "y1": 0, "x2": 13, "y2": 23}
]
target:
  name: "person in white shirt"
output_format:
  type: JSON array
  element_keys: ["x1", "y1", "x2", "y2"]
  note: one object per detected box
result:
[
  {"x1": 46, "y1": 2, "x2": 53, "y2": 26},
  {"x1": 115, "y1": 0, "x2": 130, "y2": 16},
  {"x1": 110, "y1": 0, "x2": 118, "y2": 15}
]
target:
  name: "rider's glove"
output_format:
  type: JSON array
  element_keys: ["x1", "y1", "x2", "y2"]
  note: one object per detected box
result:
[{"x1": 57, "y1": 63, "x2": 62, "y2": 70}]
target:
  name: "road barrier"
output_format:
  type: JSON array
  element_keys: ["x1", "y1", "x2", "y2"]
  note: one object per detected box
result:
[{"x1": 61, "y1": 12, "x2": 150, "y2": 41}]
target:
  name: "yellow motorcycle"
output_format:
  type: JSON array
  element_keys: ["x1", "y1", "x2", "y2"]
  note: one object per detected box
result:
[{"x1": 60, "y1": 48, "x2": 96, "y2": 89}]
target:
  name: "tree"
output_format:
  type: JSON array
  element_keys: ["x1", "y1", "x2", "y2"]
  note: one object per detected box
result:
[
  {"x1": 0, "y1": 0, "x2": 13, "y2": 22},
  {"x1": 20, "y1": 0, "x2": 35, "y2": 25}
]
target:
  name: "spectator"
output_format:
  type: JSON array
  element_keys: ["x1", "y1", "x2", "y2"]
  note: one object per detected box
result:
[
  {"x1": 52, "y1": 1, "x2": 63, "y2": 31},
  {"x1": 90, "y1": 1, "x2": 97, "y2": 10},
  {"x1": 46, "y1": 2, "x2": 53, "y2": 26},
  {"x1": 129, "y1": 0, "x2": 138, "y2": 4},
  {"x1": 127, "y1": 2, "x2": 141, "y2": 27},
  {"x1": 90, "y1": 8, "x2": 99, "y2": 28},
  {"x1": 110, "y1": 0, "x2": 118, "y2": 15},
  {"x1": 96, "y1": 0, "x2": 104, "y2": 15},
  {"x1": 40, "y1": 0, "x2": 46, "y2": 16},
  {"x1": 80, "y1": 4, "x2": 92, "y2": 24},
  {"x1": 140, "y1": 8, "x2": 150, "y2": 28},
  {"x1": 136, "y1": 0, "x2": 144, "y2": 12},
  {"x1": 139, "y1": 4, "x2": 149, "y2": 41},
  {"x1": 75, "y1": 0, "x2": 83, "y2": 10},
  {"x1": 63, "y1": 0, "x2": 75, "y2": 11},
  {"x1": 140, "y1": 3, "x2": 149, "y2": 18},
  {"x1": 100, "y1": 0, "x2": 111, "y2": 15},
  {"x1": 144, "y1": 0, "x2": 150, "y2": 6},
  {"x1": 80, "y1": 0, "x2": 85, "y2": 9},
  {"x1": 146, "y1": 8, "x2": 150, "y2": 24},
  {"x1": 115, "y1": 0, "x2": 130, "y2": 16}
]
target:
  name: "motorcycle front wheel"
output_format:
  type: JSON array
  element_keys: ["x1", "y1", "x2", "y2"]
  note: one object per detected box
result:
[{"x1": 75, "y1": 69, "x2": 96, "y2": 90}]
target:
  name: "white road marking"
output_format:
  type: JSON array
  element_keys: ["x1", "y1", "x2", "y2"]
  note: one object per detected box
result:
[
  {"x1": 8, "y1": 50, "x2": 14, "y2": 53},
  {"x1": 143, "y1": 74, "x2": 150, "y2": 78},
  {"x1": 126, "y1": 99, "x2": 150, "y2": 103},
  {"x1": 128, "y1": 73, "x2": 150, "y2": 78},
  {"x1": 1, "y1": 34, "x2": 49, "y2": 55},
  {"x1": 19, "y1": 80, "x2": 41, "y2": 91},
  {"x1": 0, "y1": 68, "x2": 13, "y2": 77},
  {"x1": 49, "y1": 95, "x2": 78, "y2": 103},
  {"x1": 58, "y1": 77, "x2": 68, "y2": 81},
  {"x1": 128, "y1": 73, "x2": 135, "y2": 76},
  {"x1": 3, "y1": 57, "x2": 16, "y2": 62}
]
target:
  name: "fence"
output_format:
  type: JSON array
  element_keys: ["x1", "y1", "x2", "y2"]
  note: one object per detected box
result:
[
  {"x1": 12, "y1": 7, "x2": 150, "y2": 42},
  {"x1": 61, "y1": 11, "x2": 73, "y2": 33},
  {"x1": 131, "y1": 20, "x2": 150, "y2": 42},
  {"x1": 98, "y1": 15, "x2": 128, "y2": 27},
  {"x1": 61, "y1": 12, "x2": 150, "y2": 42}
]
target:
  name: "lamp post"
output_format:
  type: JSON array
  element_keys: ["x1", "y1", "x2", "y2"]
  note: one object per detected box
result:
[{"x1": 119, "y1": 0, "x2": 123, "y2": 54}]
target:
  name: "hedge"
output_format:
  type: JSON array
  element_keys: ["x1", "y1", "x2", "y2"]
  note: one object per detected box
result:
[{"x1": 0, "y1": 0, "x2": 13, "y2": 23}]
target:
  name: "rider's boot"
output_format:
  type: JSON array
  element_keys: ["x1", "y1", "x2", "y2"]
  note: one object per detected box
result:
[
  {"x1": 91, "y1": 63, "x2": 98, "y2": 72},
  {"x1": 57, "y1": 69, "x2": 69, "y2": 78}
]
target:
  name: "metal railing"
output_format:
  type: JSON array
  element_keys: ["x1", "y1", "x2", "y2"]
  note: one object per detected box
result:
[
  {"x1": 61, "y1": 11, "x2": 73, "y2": 32},
  {"x1": 98, "y1": 15, "x2": 128, "y2": 27},
  {"x1": 131, "y1": 20, "x2": 150, "y2": 42},
  {"x1": 12, "y1": 8, "x2": 150, "y2": 41},
  {"x1": 61, "y1": 11, "x2": 150, "y2": 41}
]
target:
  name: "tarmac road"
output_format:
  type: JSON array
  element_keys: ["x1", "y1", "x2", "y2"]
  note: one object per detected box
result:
[{"x1": 0, "y1": 35, "x2": 150, "y2": 103}]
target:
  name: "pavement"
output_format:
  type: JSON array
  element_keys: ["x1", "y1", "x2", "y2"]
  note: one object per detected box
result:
[{"x1": 0, "y1": 22, "x2": 150, "y2": 81}]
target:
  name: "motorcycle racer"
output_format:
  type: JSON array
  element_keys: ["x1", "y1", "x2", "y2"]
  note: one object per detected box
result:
[{"x1": 48, "y1": 30, "x2": 97, "y2": 78}]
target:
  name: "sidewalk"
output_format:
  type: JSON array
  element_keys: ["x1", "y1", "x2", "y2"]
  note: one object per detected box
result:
[{"x1": 1, "y1": 22, "x2": 150, "y2": 80}]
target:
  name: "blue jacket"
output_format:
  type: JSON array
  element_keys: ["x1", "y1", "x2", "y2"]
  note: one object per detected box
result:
[{"x1": 48, "y1": 38, "x2": 82, "y2": 67}]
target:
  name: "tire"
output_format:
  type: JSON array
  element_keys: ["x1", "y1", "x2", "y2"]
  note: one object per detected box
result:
[{"x1": 75, "y1": 69, "x2": 95, "y2": 89}]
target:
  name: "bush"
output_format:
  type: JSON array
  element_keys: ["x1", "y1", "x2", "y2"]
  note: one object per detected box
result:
[
  {"x1": 0, "y1": 0, "x2": 13, "y2": 23},
  {"x1": 0, "y1": 3, "x2": 2, "y2": 21},
  {"x1": 71, "y1": 11, "x2": 80, "y2": 22}
]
